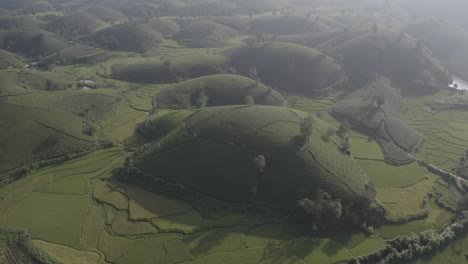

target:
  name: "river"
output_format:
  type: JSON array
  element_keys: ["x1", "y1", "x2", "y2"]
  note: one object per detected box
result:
[{"x1": 449, "y1": 76, "x2": 468, "y2": 90}]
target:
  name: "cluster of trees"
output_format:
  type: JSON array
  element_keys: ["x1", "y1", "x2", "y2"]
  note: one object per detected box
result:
[
  {"x1": 350, "y1": 212, "x2": 468, "y2": 264},
  {"x1": 296, "y1": 190, "x2": 343, "y2": 228}
]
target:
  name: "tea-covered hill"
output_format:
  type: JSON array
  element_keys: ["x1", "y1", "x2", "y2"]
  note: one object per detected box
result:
[{"x1": 133, "y1": 105, "x2": 368, "y2": 204}]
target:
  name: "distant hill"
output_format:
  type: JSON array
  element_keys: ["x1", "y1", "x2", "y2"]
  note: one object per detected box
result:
[
  {"x1": 174, "y1": 20, "x2": 238, "y2": 48},
  {"x1": 0, "y1": 28, "x2": 68, "y2": 57},
  {"x1": 46, "y1": 6, "x2": 124, "y2": 37},
  {"x1": 249, "y1": 16, "x2": 332, "y2": 36},
  {"x1": 0, "y1": 15, "x2": 43, "y2": 30},
  {"x1": 112, "y1": 54, "x2": 229, "y2": 83},
  {"x1": 88, "y1": 22, "x2": 163, "y2": 53},
  {"x1": 323, "y1": 28, "x2": 452, "y2": 88},
  {"x1": 145, "y1": 18, "x2": 180, "y2": 35},
  {"x1": 155, "y1": 74, "x2": 285, "y2": 109},
  {"x1": 404, "y1": 20, "x2": 468, "y2": 81},
  {"x1": 231, "y1": 41, "x2": 344, "y2": 93}
]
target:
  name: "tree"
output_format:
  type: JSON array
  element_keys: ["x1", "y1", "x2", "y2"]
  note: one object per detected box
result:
[
  {"x1": 197, "y1": 82, "x2": 209, "y2": 108},
  {"x1": 296, "y1": 190, "x2": 343, "y2": 225},
  {"x1": 295, "y1": 115, "x2": 315, "y2": 146},
  {"x1": 253, "y1": 155, "x2": 266, "y2": 173},
  {"x1": 322, "y1": 127, "x2": 336, "y2": 142},
  {"x1": 337, "y1": 120, "x2": 351, "y2": 139},
  {"x1": 244, "y1": 96, "x2": 255, "y2": 106}
]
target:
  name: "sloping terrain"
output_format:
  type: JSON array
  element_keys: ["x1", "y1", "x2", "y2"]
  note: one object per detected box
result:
[
  {"x1": 0, "y1": 28, "x2": 68, "y2": 58},
  {"x1": 88, "y1": 22, "x2": 163, "y2": 53},
  {"x1": 155, "y1": 74, "x2": 285, "y2": 109},
  {"x1": 111, "y1": 54, "x2": 229, "y2": 83},
  {"x1": 249, "y1": 16, "x2": 332, "y2": 36},
  {"x1": 134, "y1": 105, "x2": 368, "y2": 204},
  {"x1": 231, "y1": 41, "x2": 344, "y2": 93},
  {"x1": 0, "y1": 49, "x2": 23, "y2": 69},
  {"x1": 325, "y1": 28, "x2": 452, "y2": 88},
  {"x1": 174, "y1": 20, "x2": 238, "y2": 48},
  {"x1": 404, "y1": 20, "x2": 468, "y2": 81},
  {"x1": 333, "y1": 76, "x2": 423, "y2": 164}
]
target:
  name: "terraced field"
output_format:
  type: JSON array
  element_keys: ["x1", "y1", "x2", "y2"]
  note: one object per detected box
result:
[
  {"x1": 0, "y1": 146, "x2": 389, "y2": 264},
  {"x1": 403, "y1": 91, "x2": 468, "y2": 171}
]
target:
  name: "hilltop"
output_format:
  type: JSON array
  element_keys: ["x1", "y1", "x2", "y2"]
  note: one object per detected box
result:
[
  {"x1": 87, "y1": 22, "x2": 163, "y2": 53},
  {"x1": 174, "y1": 20, "x2": 238, "y2": 48},
  {"x1": 231, "y1": 41, "x2": 344, "y2": 93},
  {"x1": 155, "y1": 74, "x2": 285, "y2": 109},
  {"x1": 133, "y1": 105, "x2": 368, "y2": 204}
]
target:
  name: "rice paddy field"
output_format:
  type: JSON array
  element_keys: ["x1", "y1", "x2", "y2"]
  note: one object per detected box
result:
[{"x1": 0, "y1": 82, "x2": 465, "y2": 264}]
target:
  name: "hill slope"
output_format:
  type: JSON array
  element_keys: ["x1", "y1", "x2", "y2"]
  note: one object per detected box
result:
[
  {"x1": 88, "y1": 22, "x2": 163, "y2": 53},
  {"x1": 155, "y1": 74, "x2": 285, "y2": 109},
  {"x1": 231, "y1": 41, "x2": 344, "y2": 93},
  {"x1": 111, "y1": 54, "x2": 229, "y2": 83},
  {"x1": 133, "y1": 105, "x2": 368, "y2": 204},
  {"x1": 174, "y1": 20, "x2": 238, "y2": 48}
]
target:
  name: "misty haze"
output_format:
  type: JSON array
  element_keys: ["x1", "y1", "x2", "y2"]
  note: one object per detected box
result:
[{"x1": 0, "y1": 0, "x2": 468, "y2": 264}]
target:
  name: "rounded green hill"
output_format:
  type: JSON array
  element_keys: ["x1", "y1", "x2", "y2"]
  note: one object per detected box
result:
[
  {"x1": 249, "y1": 16, "x2": 331, "y2": 35},
  {"x1": 174, "y1": 20, "x2": 238, "y2": 48},
  {"x1": 134, "y1": 105, "x2": 368, "y2": 205},
  {"x1": 327, "y1": 28, "x2": 452, "y2": 87},
  {"x1": 111, "y1": 54, "x2": 229, "y2": 83},
  {"x1": 0, "y1": 49, "x2": 23, "y2": 69},
  {"x1": 155, "y1": 74, "x2": 285, "y2": 109},
  {"x1": 89, "y1": 22, "x2": 163, "y2": 53},
  {"x1": 231, "y1": 41, "x2": 344, "y2": 92}
]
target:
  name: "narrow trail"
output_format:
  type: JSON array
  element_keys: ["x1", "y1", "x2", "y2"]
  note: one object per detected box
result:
[{"x1": 408, "y1": 153, "x2": 468, "y2": 191}]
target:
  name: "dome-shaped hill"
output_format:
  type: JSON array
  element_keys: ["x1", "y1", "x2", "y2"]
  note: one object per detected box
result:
[
  {"x1": 0, "y1": 29, "x2": 68, "y2": 57},
  {"x1": 85, "y1": 6, "x2": 125, "y2": 23},
  {"x1": 183, "y1": 0, "x2": 236, "y2": 16},
  {"x1": 404, "y1": 20, "x2": 468, "y2": 61},
  {"x1": 46, "y1": 7, "x2": 123, "y2": 37},
  {"x1": 0, "y1": 49, "x2": 23, "y2": 69},
  {"x1": 274, "y1": 30, "x2": 346, "y2": 49},
  {"x1": 155, "y1": 74, "x2": 285, "y2": 109},
  {"x1": 231, "y1": 41, "x2": 344, "y2": 92},
  {"x1": 174, "y1": 20, "x2": 238, "y2": 48},
  {"x1": 28, "y1": 1, "x2": 53, "y2": 13},
  {"x1": 403, "y1": 20, "x2": 468, "y2": 80},
  {"x1": 146, "y1": 18, "x2": 180, "y2": 36},
  {"x1": 121, "y1": 2, "x2": 161, "y2": 18},
  {"x1": 88, "y1": 22, "x2": 163, "y2": 53},
  {"x1": 208, "y1": 17, "x2": 250, "y2": 34},
  {"x1": 133, "y1": 105, "x2": 368, "y2": 204},
  {"x1": 0, "y1": 15, "x2": 43, "y2": 30},
  {"x1": 41, "y1": 44, "x2": 106, "y2": 65},
  {"x1": 249, "y1": 16, "x2": 331, "y2": 36},
  {"x1": 230, "y1": 0, "x2": 290, "y2": 13},
  {"x1": 46, "y1": 11, "x2": 105, "y2": 36},
  {"x1": 111, "y1": 54, "x2": 229, "y2": 83},
  {"x1": 326, "y1": 28, "x2": 452, "y2": 87}
]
